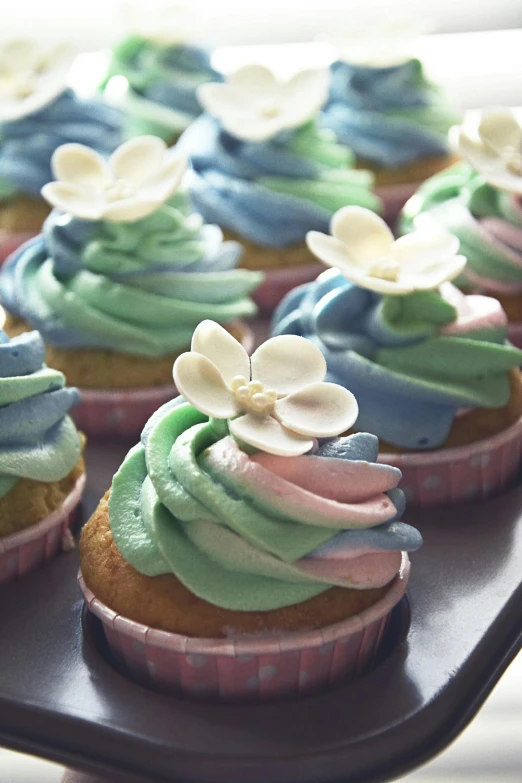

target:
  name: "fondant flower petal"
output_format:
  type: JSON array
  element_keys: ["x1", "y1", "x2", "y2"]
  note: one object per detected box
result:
[
  {"x1": 346, "y1": 273, "x2": 414, "y2": 295},
  {"x1": 230, "y1": 413, "x2": 313, "y2": 457},
  {"x1": 230, "y1": 65, "x2": 277, "y2": 89},
  {"x1": 110, "y1": 135, "x2": 167, "y2": 187},
  {"x1": 191, "y1": 320, "x2": 250, "y2": 387},
  {"x1": 102, "y1": 197, "x2": 162, "y2": 222},
  {"x1": 402, "y1": 255, "x2": 467, "y2": 290},
  {"x1": 0, "y1": 40, "x2": 39, "y2": 71},
  {"x1": 331, "y1": 206, "x2": 394, "y2": 265},
  {"x1": 41, "y1": 182, "x2": 103, "y2": 219},
  {"x1": 479, "y1": 107, "x2": 522, "y2": 154},
  {"x1": 251, "y1": 335, "x2": 326, "y2": 395},
  {"x1": 142, "y1": 152, "x2": 188, "y2": 202},
  {"x1": 197, "y1": 82, "x2": 244, "y2": 122},
  {"x1": 458, "y1": 127, "x2": 499, "y2": 171},
  {"x1": 275, "y1": 382, "x2": 359, "y2": 437},
  {"x1": 393, "y1": 231, "x2": 460, "y2": 271},
  {"x1": 173, "y1": 353, "x2": 239, "y2": 419},
  {"x1": 306, "y1": 232, "x2": 362, "y2": 273},
  {"x1": 283, "y1": 68, "x2": 330, "y2": 126},
  {"x1": 51, "y1": 144, "x2": 111, "y2": 191}
]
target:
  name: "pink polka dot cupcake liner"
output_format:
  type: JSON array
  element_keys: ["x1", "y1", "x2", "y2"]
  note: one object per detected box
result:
[
  {"x1": 252, "y1": 264, "x2": 323, "y2": 313},
  {"x1": 79, "y1": 556, "x2": 410, "y2": 704},
  {"x1": 0, "y1": 473, "x2": 85, "y2": 586},
  {"x1": 376, "y1": 182, "x2": 418, "y2": 228},
  {"x1": 0, "y1": 230, "x2": 37, "y2": 263},
  {"x1": 508, "y1": 322, "x2": 522, "y2": 350},
  {"x1": 380, "y1": 414, "x2": 522, "y2": 507},
  {"x1": 71, "y1": 322, "x2": 254, "y2": 439}
]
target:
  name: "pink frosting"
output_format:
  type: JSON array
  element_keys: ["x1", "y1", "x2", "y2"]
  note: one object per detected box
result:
[{"x1": 439, "y1": 282, "x2": 508, "y2": 335}]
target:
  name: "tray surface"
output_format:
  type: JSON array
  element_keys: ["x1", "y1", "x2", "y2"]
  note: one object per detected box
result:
[{"x1": 0, "y1": 438, "x2": 522, "y2": 783}]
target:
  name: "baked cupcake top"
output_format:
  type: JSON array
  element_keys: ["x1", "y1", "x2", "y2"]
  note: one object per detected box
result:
[
  {"x1": 272, "y1": 206, "x2": 522, "y2": 450},
  {"x1": 0, "y1": 136, "x2": 262, "y2": 357},
  {"x1": 0, "y1": 327, "x2": 81, "y2": 500},
  {"x1": 322, "y1": 28, "x2": 458, "y2": 168},
  {"x1": 177, "y1": 65, "x2": 382, "y2": 248},
  {"x1": 108, "y1": 320, "x2": 421, "y2": 611},
  {"x1": 0, "y1": 40, "x2": 121, "y2": 201},
  {"x1": 401, "y1": 108, "x2": 522, "y2": 295}
]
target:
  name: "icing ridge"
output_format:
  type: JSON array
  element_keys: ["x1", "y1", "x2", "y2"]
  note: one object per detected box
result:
[
  {"x1": 108, "y1": 401, "x2": 421, "y2": 611},
  {"x1": 0, "y1": 330, "x2": 81, "y2": 500}
]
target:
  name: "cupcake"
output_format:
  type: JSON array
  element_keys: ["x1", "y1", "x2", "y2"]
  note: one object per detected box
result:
[
  {"x1": 102, "y1": 2, "x2": 221, "y2": 143},
  {"x1": 0, "y1": 40, "x2": 122, "y2": 261},
  {"x1": 178, "y1": 65, "x2": 382, "y2": 312},
  {"x1": 401, "y1": 107, "x2": 522, "y2": 347},
  {"x1": 0, "y1": 328, "x2": 85, "y2": 585},
  {"x1": 79, "y1": 319, "x2": 421, "y2": 702},
  {"x1": 322, "y1": 26, "x2": 459, "y2": 222},
  {"x1": 0, "y1": 136, "x2": 262, "y2": 438},
  {"x1": 272, "y1": 206, "x2": 522, "y2": 507}
]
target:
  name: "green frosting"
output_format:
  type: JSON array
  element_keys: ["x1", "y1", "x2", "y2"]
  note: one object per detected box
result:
[{"x1": 400, "y1": 162, "x2": 522, "y2": 286}]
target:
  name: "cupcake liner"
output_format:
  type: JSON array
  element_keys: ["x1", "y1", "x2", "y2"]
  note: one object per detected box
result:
[
  {"x1": 72, "y1": 321, "x2": 254, "y2": 439},
  {"x1": 508, "y1": 322, "x2": 522, "y2": 350},
  {"x1": 78, "y1": 555, "x2": 409, "y2": 704},
  {"x1": 0, "y1": 230, "x2": 37, "y2": 263},
  {"x1": 252, "y1": 264, "x2": 323, "y2": 313},
  {"x1": 380, "y1": 414, "x2": 522, "y2": 507},
  {"x1": 0, "y1": 473, "x2": 86, "y2": 586},
  {"x1": 376, "y1": 182, "x2": 418, "y2": 228}
]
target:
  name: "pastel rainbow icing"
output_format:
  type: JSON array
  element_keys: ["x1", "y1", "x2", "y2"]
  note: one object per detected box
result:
[
  {"x1": 272, "y1": 276, "x2": 522, "y2": 450},
  {"x1": 0, "y1": 193, "x2": 262, "y2": 356},
  {"x1": 401, "y1": 162, "x2": 522, "y2": 295},
  {"x1": 108, "y1": 399, "x2": 421, "y2": 611},
  {"x1": 323, "y1": 59, "x2": 458, "y2": 168},
  {"x1": 0, "y1": 329, "x2": 81, "y2": 501}
]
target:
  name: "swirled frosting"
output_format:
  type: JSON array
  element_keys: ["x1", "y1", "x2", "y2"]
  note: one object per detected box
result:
[
  {"x1": 322, "y1": 59, "x2": 458, "y2": 168},
  {"x1": 0, "y1": 193, "x2": 262, "y2": 356},
  {"x1": 104, "y1": 38, "x2": 221, "y2": 137},
  {"x1": 108, "y1": 399, "x2": 421, "y2": 611},
  {"x1": 272, "y1": 272, "x2": 522, "y2": 449},
  {"x1": 401, "y1": 162, "x2": 522, "y2": 293},
  {"x1": 0, "y1": 329, "x2": 81, "y2": 501},
  {"x1": 178, "y1": 114, "x2": 382, "y2": 247},
  {"x1": 0, "y1": 90, "x2": 122, "y2": 200}
]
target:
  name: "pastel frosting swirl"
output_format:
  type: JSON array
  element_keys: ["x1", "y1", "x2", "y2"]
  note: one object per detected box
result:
[
  {"x1": 401, "y1": 162, "x2": 522, "y2": 293},
  {"x1": 0, "y1": 193, "x2": 262, "y2": 356},
  {"x1": 0, "y1": 329, "x2": 81, "y2": 501},
  {"x1": 105, "y1": 38, "x2": 221, "y2": 137},
  {"x1": 178, "y1": 115, "x2": 382, "y2": 247},
  {"x1": 0, "y1": 90, "x2": 122, "y2": 199},
  {"x1": 108, "y1": 399, "x2": 421, "y2": 611},
  {"x1": 272, "y1": 272, "x2": 522, "y2": 449},
  {"x1": 322, "y1": 59, "x2": 458, "y2": 168}
]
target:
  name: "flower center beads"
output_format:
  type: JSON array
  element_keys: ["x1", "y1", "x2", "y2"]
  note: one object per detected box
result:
[
  {"x1": 104, "y1": 179, "x2": 135, "y2": 201},
  {"x1": 504, "y1": 145, "x2": 522, "y2": 176},
  {"x1": 369, "y1": 257, "x2": 400, "y2": 282},
  {"x1": 260, "y1": 102, "x2": 281, "y2": 119},
  {"x1": 230, "y1": 376, "x2": 277, "y2": 416}
]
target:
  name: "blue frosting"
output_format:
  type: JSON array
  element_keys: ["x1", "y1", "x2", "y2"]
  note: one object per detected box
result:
[
  {"x1": 0, "y1": 90, "x2": 122, "y2": 199},
  {"x1": 178, "y1": 113, "x2": 380, "y2": 247},
  {"x1": 272, "y1": 270, "x2": 520, "y2": 450},
  {"x1": 322, "y1": 60, "x2": 453, "y2": 168}
]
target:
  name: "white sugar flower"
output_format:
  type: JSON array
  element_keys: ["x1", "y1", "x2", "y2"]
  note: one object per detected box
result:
[
  {"x1": 331, "y1": 17, "x2": 430, "y2": 68},
  {"x1": 453, "y1": 107, "x2": 522, "y2": 195},
  {"x1": 122, "y1": 0, "x2": 203, "y2": 46},
  {"x1": 306, "y1": 206, "x2": 467, "y2": 295},
  {"x1": 0, "y1": 40, "x2": 74, "y2": 123},
  {"x1": 197, "y1": 65, "x2": 330, "y2": 143},
  {"x1": 173, "y1": 321, "x2": 358, "y2": 457},
  {"x1": 41, "y1": 136, "x2": 187, "y2": 222}
]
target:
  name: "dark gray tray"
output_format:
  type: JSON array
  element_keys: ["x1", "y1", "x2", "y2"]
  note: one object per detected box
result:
[{"x1": 0, "y1": 436, "x2": 522, "y2": 783}]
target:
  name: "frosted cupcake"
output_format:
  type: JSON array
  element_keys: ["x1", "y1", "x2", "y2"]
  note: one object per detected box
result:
[
  {"x1": 178, "y1": 65, "x2": 381, "y2": 311},
  {"x1": 0, "y1": 136, "x2": 261, "y2": 437},
  {"x1": 79, "y1": 320, "x2": 421, "y2": 702},
  {"x1": 322, "y1": 26, "x2": 459, "y2": 221},
  {"x1": 401, "y1": 108, "x2": 522, "y2": 347},
  {"x1": 0, "y1": 328, "x2": 85, "y2": 585},
  {"x1": 102, "y1": 3, "x2": 221, "y2": 143},
  {"x1": 0, "y1": 40, "x2": 122, "y2": 261},
  {"x1": 273, "y1": 206, "x2": 522, "y2": 506}
]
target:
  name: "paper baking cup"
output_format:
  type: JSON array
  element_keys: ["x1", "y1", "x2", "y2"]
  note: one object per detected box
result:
[
  {"x1": 376, "y1": 182, "x2": 418, "y2": 227},
  {"x1": 0, "y1": 230, "x2": 37, "y2": 263},
  {"x1": 508, "y1": 322, "x2": 522, "y2": 350},
  {"x1": 79, "y1": 556, "x2": 409, "y2": 704},
  {"x1": 380, "y1": 414, "x2": 522, "y2": 507},
  {"x1": 72, "y1": 322, "x2": 254, "y2": 439},
  {"x1": 0, "y1": 473, "x2": 85, "y2": 586},
  {"x1": 252, "y1": 264, "x2": 323, "y2": 313}
]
